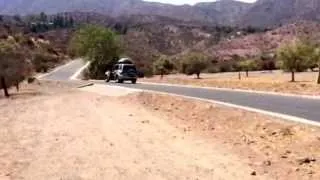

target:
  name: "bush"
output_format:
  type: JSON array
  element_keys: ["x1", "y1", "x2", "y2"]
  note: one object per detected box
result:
[
  {"x1": 238, "y1": 59, "x2": 258, "y2": 77},
  {"x1": 277, "y1": 39, "x2": 312, "y2": 82},
  {"x1": 32, "y1": 52, "x2": 59, "y2": 73},
  {"x1": 180, "y1": 53, "x2": 208, "y2": 79},
  {"x1": 69, "y1": 25, "x2": 121, "y2": 79},
  {"x1": 153, "y1": 56, "x2": 175, "y2": 78},
  {"x1": 0, "y1": 40, "x2": 33, "y2": 97}
]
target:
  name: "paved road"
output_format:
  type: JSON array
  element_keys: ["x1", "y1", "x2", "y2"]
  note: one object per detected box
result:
[
  {"x1": 104, "y1": 82, "x2": 320, "y2": 122},
  {"x1": 42, "y1": 60, "x2": 320, "y2": 123},
  {"x1": 42, "y1": 60, "x2": 84, "y2": 81}
]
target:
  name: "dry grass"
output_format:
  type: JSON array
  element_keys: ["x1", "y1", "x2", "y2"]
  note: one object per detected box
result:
[{"x1": 142, "y1": 70, "x2": 320, "y2": 95}]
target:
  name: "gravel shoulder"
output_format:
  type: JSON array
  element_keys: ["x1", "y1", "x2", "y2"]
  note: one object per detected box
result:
[{"x1": 0, "y1": 82, "x2": 319, "y2": 180}]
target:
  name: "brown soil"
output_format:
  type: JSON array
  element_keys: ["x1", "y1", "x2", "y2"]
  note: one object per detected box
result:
[
  {"x1": 0, "y1": 82, "x2": 319, "y2": 179},
  {"x1": 124, "y1": 92, "x2": 320, "y2": 180}
]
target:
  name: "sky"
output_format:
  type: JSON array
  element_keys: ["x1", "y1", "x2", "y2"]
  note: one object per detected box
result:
[{"x1": 144, "y1": 0, "x2": 257, "y2": 5}]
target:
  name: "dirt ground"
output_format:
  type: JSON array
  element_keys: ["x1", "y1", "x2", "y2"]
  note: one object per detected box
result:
[
  {"x1": 142, "y1": 71, "x2": 320, "y2": 96},
  {"x1": 0, "y1": 82, "x2": 319, "y2": 180}
]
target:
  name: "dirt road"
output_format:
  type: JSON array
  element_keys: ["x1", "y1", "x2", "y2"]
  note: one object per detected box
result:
[
  {"x1": 0, "y1": 82, "x2": 259, "y2": 180},
  {"x1": 1, "y1": 82, "x2": 319, "y2": 180}
]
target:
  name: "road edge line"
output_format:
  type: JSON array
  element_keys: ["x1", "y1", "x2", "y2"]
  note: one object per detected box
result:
[
  {"x1": 105, "y1": 84, "x2": 320, "y2": 127},
  {"x1": 139, "y1": 81, "x2": 320, "y2": 100},
  {"x1": 70, "y1": 61, "x2": 91, "y2": 80}
]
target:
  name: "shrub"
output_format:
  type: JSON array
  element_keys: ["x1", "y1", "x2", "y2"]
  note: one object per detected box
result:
[
  {"x1": 180, "y1": 53, "x2": 208, "y2": 79},
  {"x1": 69, "y1": 25, "x2": 121, "y2": 79},
  {"x1": 0, "y1": 40, "x2": 33, "y2": 97},
  {"x1": 277, "y1": 39, "x2": 313, "y2": 82},
  {"x1": 32, "y1": 52, "x2": 59, "y2": 73},
  {"x1": 238, "y1": 59, "x2": 258, "y2": 77},
  {"x1": 153, "y1": 56, "x2": 175, "y2": 78}
]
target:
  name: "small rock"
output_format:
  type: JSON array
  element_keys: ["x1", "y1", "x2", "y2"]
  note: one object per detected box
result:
[
  {"x1": 141, "y1": 120, "x2": 150, "y2": 124},
  {"x1": 271, "y1": 131, "x2": 277, "y2": 135},
  {"x1": 154, "y1": 107, "x2": 159, "y2": 110},
  {"x1": 247, "y1": 140, "x2": 256, "y2": 145},
  {"x1": 263, "y1": 160, "x2": 272, "y2": 166},
  {"x1": 281, "y1": 155, "x2": 288, "y2": 159},
  {"x1": 251, "y1": 171, "x2": 257, "y2": 176},
  {"x1": 297, "y1": 157, "x2": 316, "y2": 165},
  {"x1": 128, "y1": 114, "x2": 133, "y2": 117}
]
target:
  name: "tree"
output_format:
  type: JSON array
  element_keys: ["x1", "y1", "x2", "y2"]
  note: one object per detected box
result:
[
  {"x1": 53, "y1": 15, "x2": 64, "y2": 28},
  {"x1": 180, "y1": 53, "x2": 208, "y2": 79},
  {"x1": 39, "y1": 12, "x2": 47, "y2": 22},
  {"x1": 153, "y1": 56, "x2": 174, "y2": 79},
  {"x1": 238, "y1": 59, "x2": 257, "y2": 77},
  {"x1": 70, "y1": 25, "x2": 121, "y2": 79},
  {"x1": 310, "y1": 47, "x2": 320, "y2": 84},
  {"x1": 0, "y1": 40, "x2": 32, "y2": 97},
  {"x1": 277, "y1": 39, "x2": 312, "y2": 82},
  {"x1": 13, "y1": 14, "x2": 21, "y2": 22}
]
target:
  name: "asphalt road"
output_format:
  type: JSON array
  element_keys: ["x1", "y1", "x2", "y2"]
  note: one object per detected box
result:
[
  {"x1": 42, "y1": 60, "x2": 85, "y2": 81},
  {"x1": 42, "y1": 60, "x2": 320, "y2": 123},
  {"x1": 104, "y1": 82, "x2": 320, "y2": 122}
]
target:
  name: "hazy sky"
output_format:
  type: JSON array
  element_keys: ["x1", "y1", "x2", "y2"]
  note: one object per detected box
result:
[{"x1": 144, "y1": 0, "x2": 257, "y2": 5}]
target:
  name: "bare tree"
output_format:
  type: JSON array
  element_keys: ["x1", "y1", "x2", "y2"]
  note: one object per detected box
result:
[{"x1": 0, "y1": 40, "x2": 32, "y2": 97}]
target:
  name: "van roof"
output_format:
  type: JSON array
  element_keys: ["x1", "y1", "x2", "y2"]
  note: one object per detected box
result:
[{"x1": 118, "y1": 58, "x2": 133, "y2": 64}]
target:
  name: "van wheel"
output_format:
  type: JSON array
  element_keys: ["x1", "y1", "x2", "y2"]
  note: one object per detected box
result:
[
  {"x1": 131, "y1": 79, "x2": 137, "y2": 84},
  {"x1": 117, "y1": 77, "x2": 123, "y2": 83}
]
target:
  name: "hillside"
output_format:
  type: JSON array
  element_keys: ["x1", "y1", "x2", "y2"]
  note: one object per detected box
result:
[
  {"x1": 0, "y1": 0, "x2": 251, "y2": 26},
  {"x1": 241, "y1": 0, "x2": 320, "y2": 27},
  {"x1": 2, "y1": 0, "x2": 320, "y2": 28},
  {"x1": 195, "y1": 0, "x2": 253, "y2": 25},
  {"x1": 203, "y1": 21, "x2": 320, "y2": 60}
]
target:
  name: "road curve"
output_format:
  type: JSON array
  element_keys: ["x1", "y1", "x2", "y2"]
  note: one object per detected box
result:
[{"x1": 42, "y1": 59, "x2": 320, "y2": 124}]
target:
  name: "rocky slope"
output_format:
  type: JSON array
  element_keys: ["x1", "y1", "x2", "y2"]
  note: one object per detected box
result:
[
  {"x1": 0, "y1": 0, "x2": 251, "y2": 26},
  {"x1": 241, "y1": 0, "x2": 320, "y2": 27}
]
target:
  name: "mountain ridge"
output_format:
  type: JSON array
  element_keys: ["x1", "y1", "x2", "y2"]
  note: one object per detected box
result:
[{"x1": 1, "y1": 0, "x2": 320, "y2": 27}]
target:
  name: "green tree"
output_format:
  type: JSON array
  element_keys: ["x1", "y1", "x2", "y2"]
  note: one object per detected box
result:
[
  {"x1": 13, "y1": 14, "x2": 21, "y2": 22},
  {"x1": 53, "y1": 15, "x2": 64, "y2": 28},
  {"x1": 70, "y1": 25, "x2": 121, "y2": 79},
  {"x1": 153, "y1": 56, "x2": 174, "y2": 79},
  {"x1": 310, "y1": 47, "x2": 320, "y2": 84},
  {"x1": 180, "y1": 53, "x2": 208, "y2": 79},
  {"x1": 39, "y1": 12, "x2": 47, "y2": 22},
  {"x1": 277, "y1": 39, "x2": 312, "y2": 82},
  {"x1": 238, "y1": 59, "x2": 257, "y2": 77},
  {"x1": 0, "y1": 41, "x2": 32, "y2": 97}
]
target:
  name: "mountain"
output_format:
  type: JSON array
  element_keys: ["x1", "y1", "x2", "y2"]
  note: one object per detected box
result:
[
  {"x1": 2, "y1": 0, "x2": 320, "y2": 28},
  {"x1": 195, "y1": 0, "x2": 253, "y2": 25},
  {"x1": 241, "y1": 0, "x2": 320, "y2": 27},
  {"x1": 0, "y1": 0, "x2": 251, "y2": 26}
]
